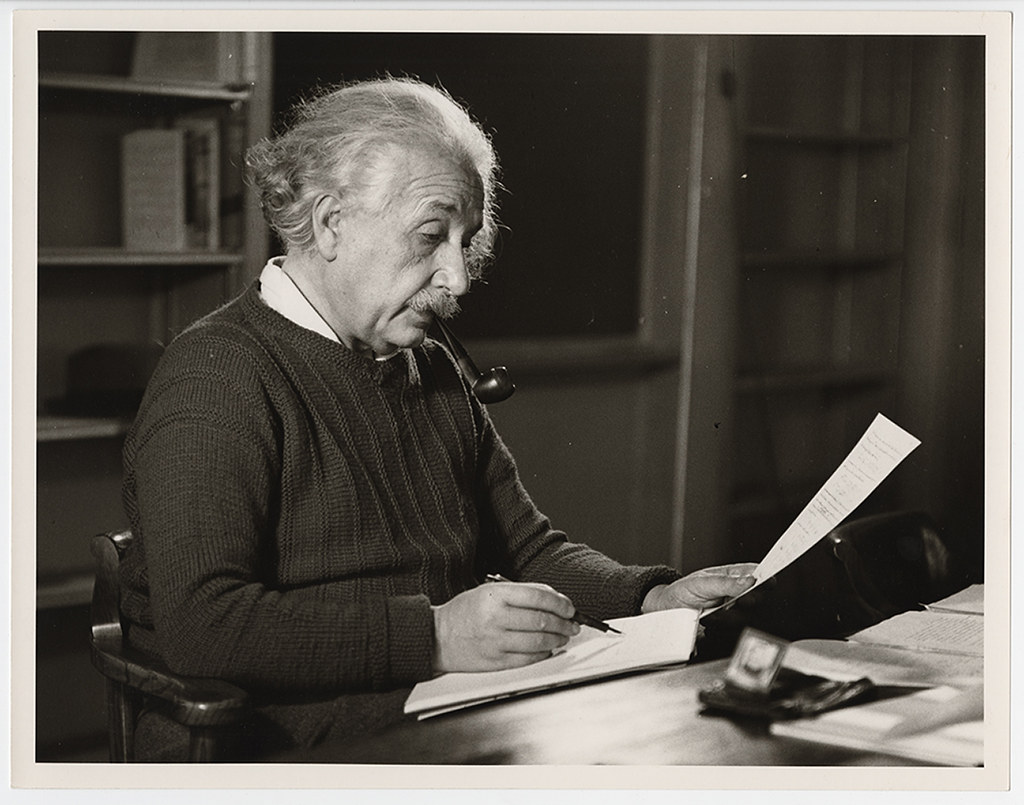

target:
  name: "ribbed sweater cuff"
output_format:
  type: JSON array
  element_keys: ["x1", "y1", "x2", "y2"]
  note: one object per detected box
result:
[
  {"x1": 384, "y1": 595, "x2": 436, "y2": 684},
  {"x1": 605, "y1": 565, "x2": 684, "y2": 617}
]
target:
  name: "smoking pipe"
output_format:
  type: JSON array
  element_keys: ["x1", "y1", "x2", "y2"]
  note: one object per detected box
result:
[{"x1": 434, "y1": 318, "x2": 515, "y2": 403}]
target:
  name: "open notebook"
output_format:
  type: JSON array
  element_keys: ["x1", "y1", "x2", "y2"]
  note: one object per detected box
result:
[{"x1": 404, "y1": 607, "x2": 700, "y2": 719}]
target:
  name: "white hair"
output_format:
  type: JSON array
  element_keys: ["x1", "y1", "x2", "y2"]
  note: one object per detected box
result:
[{"x1": 245, "y1": 76, "x2": 500, "y2": 272}]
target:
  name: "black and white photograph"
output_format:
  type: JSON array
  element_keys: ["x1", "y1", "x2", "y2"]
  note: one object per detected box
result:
[{"x1": 6, "y1": 4, "x2": 1013, "y2": 797}]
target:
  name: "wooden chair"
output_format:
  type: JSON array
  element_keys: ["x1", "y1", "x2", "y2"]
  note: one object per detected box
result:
[
  {"x1": 89, "y1": 530, "x2": 251, "y2": 762},
  {"x1": 825, "y1": 509, "x2": 970, "y2": 633}
]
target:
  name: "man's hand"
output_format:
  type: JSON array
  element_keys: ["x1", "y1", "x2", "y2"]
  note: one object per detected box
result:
[
  {"x1": 641, "y1": 563, "x2": 759, "y2": 613},
  {"x1": 432, "y1": 581, "x2": 581, "y2": 673}
]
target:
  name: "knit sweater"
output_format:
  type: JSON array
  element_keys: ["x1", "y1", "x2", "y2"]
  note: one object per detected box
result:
[{"x1": 120, "y1": 280, "x2": 681, "y2": 752}]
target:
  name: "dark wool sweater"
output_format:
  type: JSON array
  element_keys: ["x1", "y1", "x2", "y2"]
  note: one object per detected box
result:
[{"x1": 120, "y1": 281, "x2": 680, "y2": 756}]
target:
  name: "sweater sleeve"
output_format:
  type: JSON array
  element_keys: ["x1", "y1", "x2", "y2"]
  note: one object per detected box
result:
[
  {"x1": 121, "y1": 336, "x2": 435, "y2": 694},
  {"x1": 472, "y1": 404, "x2": 681, "y2": 619}
]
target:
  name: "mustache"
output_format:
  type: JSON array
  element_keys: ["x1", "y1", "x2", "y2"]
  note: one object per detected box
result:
[{"x1": 407, "y1": 289, "x2": 461, "y2": 320}]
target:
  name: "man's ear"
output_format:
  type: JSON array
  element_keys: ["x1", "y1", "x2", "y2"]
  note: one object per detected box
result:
[{"x1": 311, "y1": 193, "x2": 343, "y2": 261}]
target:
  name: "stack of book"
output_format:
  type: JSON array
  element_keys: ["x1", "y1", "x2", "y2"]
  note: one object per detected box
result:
[
  {"x1": 120, "y1": 32, "x2": 250, "y2": 253},
  {"x1": 121, "y1": 116, "x2": 220, "y2": 253}
]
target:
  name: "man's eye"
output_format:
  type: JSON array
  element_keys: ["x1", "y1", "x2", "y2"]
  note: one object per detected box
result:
[{"x1": 418, "y1": 228, "x2": 446, "y2": 245}]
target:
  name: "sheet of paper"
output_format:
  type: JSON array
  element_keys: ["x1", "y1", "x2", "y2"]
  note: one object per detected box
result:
[
  {"x1": 769, "y1": 684, "x2": 984, "y2": 766},
  {"x1": 850, "y1": 610, "x2": 983, "y2": 657},
  {"x1": 925, "y1": 583, "x2": 984, "y2": 615},
  {"x1": 405, "y1": 607, "x2": 699, "y2": 719},
  {"x1": 784, "y1": 638, "x2": 984, "y2": 687},
  {"x1": 702, "y1": 413, "x2": 920, "y2": 617}
]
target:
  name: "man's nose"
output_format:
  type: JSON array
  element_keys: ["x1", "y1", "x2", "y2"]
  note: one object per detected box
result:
[{"x1": 434, "y1": 245, "x2": 471, "y2": 297}]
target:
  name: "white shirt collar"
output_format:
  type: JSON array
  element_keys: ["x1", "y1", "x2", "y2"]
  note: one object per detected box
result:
[{"x1": 258, "y1": 257, "x2": 340, "y2": 344}]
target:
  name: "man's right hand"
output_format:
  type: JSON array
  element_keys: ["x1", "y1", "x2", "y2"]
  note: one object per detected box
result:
[{"x1": 431, "y1": 580, "x2": 581, "y2": 673}]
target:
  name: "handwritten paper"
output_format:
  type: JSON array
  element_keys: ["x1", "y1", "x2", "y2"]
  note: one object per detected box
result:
[{"x1": 704, "y1": 413, "x2": 920, "y2": 616}]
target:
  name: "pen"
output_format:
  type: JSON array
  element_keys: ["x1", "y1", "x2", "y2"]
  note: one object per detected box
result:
[{"x1": 484, "y1": 573, "x2": 622, "y2": 634}]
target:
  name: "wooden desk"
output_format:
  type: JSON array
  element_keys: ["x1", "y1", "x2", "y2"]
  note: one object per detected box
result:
[{"x1": 288, "y1": 659, "x2": 927, "y2": 765}]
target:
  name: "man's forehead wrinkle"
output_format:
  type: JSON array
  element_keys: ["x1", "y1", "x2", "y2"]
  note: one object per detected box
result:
[
  {"x1": 414, "y1": 198, "x2": 461, "y2": 216},
  {"x1": 407, "y1": 171, "x2": 479, "y2": 197},
  {"x1": 406, "y1": 180, "x2": 483, "y2": 221}
]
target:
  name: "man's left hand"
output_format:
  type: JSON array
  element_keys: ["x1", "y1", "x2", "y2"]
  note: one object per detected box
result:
[{"x1": 641, "y1": 563, "x2": 758, "y2": 613}]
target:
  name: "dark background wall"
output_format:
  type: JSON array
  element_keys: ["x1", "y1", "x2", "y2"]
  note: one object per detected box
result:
[{"x1": 272, "y1": 33, "x2": 649, "y2": 339}]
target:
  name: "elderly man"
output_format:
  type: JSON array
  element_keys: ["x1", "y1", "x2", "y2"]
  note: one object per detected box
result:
[{"x1": 120, "y1": 77, "x2": 755, "y2": 759}]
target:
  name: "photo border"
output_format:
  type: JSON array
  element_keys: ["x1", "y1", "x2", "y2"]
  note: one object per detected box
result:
[{"x1": 6, "y1": 3, "x2": 1014, "y2": 797}]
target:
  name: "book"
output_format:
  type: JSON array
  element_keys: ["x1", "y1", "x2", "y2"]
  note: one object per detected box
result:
[
  {"x1": 173, "y1": 115, "x2": 221, "y2": 250},
  {"x1": 121, "y1": 129, "x2": 187, "y2": 252},
  {"x1": 217, "y1": 105, "x2": 246, "y2": 250},
  {"x1": 131, "y1": 32, "x2": 245, "y2": 85},
  {"x1": 404, "y1": 607, "x2": 700, "y2": 720}
]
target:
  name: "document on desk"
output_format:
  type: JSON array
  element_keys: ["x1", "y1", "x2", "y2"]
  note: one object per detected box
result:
[
  {"x1": 781, "y1": 584, "x2": 983, "y2": 690},
  {"x1": 772, "y1": 582, "x2": 985, "y2": 766},
  {"x1": 703, "y1": 413, "x2": 920, "y2": 617},
  {"x1": 924, "y1": 583, "x2": 984, "y2": 616},
  {"x1": 848, "y1": 609, "x2": 983, "y2": 657},
  {"x1": 783, "y1": 638, "x2": 984, "y2": 687},
  {"x1": 404, "y1": 608, "x2": 699, "y2": 719},
  {"x1": 770, "y1": 683, "x2": 984, "y2": 766}
]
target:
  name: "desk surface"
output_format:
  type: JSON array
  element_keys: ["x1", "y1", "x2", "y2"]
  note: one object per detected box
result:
[{"x1": 290, "y1": 659, "x2": 927, "y2": 766}]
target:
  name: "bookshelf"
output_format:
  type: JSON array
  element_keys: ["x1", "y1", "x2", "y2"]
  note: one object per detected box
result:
[
  {"x1": 33, "y1": 32, "x2": 273, "y2": 759},
  {"x1": 673, "y1": 36, "x2": 920, "y2": 571},
  {"x1": 725, "y1": 36, "x2": 913, "y2": 541},
  {"x1": 36, "y1": 31, "x2": 272, "y2": 609}
]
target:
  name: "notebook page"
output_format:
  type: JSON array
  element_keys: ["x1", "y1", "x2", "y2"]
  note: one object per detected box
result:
[{"x1": 405, "y1": 607, "x2": 699, "y2": 718}]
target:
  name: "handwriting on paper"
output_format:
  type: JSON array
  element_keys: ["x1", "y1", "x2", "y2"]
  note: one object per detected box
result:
[{"x1": 702, "y1": 413, "x2": 920, "y2": 617}]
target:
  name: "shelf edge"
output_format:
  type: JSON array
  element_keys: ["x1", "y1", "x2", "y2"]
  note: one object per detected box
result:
[
  {"x1": 39, "y1": 71, "x2": 252, "y2": 101},
  {"x1": 39, "y1": 248, "x2": 246, "y2": 267}
]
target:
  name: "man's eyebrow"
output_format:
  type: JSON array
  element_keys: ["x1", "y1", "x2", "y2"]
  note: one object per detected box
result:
[{"x1": 412, "y1": 198, "x2": 464, "y2": 218}]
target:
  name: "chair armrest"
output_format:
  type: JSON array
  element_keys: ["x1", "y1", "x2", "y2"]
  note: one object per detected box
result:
[
  {"x1": 826, "y1": 510, "x2": 945, "y2": 622},
  {"x1": 89, "y1": 530, "x2": 252, "y2": 762},
  {"x1": 90, "y1": 641, "x2": 250, "y2": 728}
]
